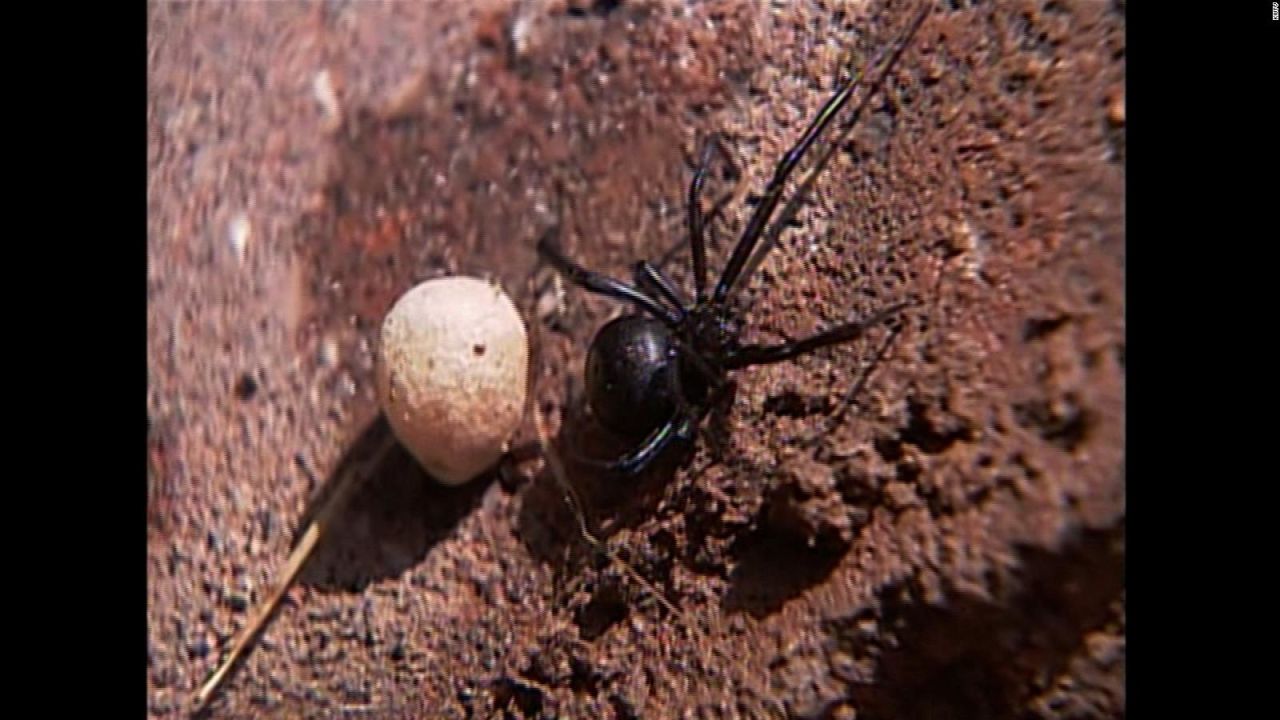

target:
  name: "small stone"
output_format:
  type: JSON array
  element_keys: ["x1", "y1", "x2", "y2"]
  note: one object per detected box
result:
[
  {"x1": 831, "y1": 703, "x2": 857, "y2": 720},
  {"x1": 1107, "y1": 90, "x2": 1125, "y2": 127},
  {"x1": 228, "y1": 212, "x2": 251, "y2": 264},
  {"x1": 313, "y1": 69, "x2": 342, "y2": 131}
]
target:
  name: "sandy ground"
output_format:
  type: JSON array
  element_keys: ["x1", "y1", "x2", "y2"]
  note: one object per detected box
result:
[{"x1": 148, "y1": 0, "x2": 1125, "y2": 717}]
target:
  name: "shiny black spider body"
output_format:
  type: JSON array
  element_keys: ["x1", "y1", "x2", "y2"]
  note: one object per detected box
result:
[{"x1": 539, "y1": 5, "x2": 929, "y2": 475}]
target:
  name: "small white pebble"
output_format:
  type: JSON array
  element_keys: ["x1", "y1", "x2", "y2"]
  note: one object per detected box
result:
[
  {"x1": 318, "y1": 334, "x2": 340, "y2": 368},
  {"x1": 376, "y1": 276, "x2": 528, "y2": 485},
  {"x1": 228, "y1": 212, "x2": 251, "y2": 264},
  {"x1": 313, "y1": 69, "x2": 342, "y2": 129}
]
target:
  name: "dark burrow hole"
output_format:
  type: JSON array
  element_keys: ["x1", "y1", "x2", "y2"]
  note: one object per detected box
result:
[
  {"x1": 491, "y1": 676, "x2": 544, "y2": 719},
  {"x1": 233, "y1": 372, "x2": 259, "y2": 400},
  {"x1": 565, "y1": 0, "x2": 623, "y2": 19},
  {"x1": 1021, "y1": 314, "x2": 1070, "y2": 342},
  {"x1": 569, "y1": 655, "x2": 604, "y2": 695},
  {"x1": 1001, "y1": 73, "x2": 1028, "y2": 95},
  {"x1": 575, "y1": 581, "x2": 629, "y2": 641},
  {"x1": 763, "y1": 389, "x2": 832, "y2": 417},
  {"x1": 874, "y1": 435, "x2": 904, "y2": 462},
  {"x1": 895, "y1": 461, "x2": 921, "y2": 484},
  {"x1": 899, "y1": 399, "x2": 972, "y2": 455}
]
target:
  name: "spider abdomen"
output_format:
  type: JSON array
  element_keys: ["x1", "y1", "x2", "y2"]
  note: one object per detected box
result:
[{"x1": 584, "y1": 315, "x2": 681, "y2": 438}]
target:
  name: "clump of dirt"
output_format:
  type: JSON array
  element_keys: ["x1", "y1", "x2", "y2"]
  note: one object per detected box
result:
[{"x1": 148, "y1": 0, "x2": 1124, "y2": 717}]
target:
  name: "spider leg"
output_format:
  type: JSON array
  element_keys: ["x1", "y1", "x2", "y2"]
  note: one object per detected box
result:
[
  {"x1": 538, "y1": 235, "x2": 680, "y2": 327},
  {"x1": 633, "y1": 261, "x2": 689, "y2": 319},
  {"x1": 688, "y1": 133, "x2": 739, "y2": 303},
  {"x1": 731, "y1": 105, "x2": 854, "y2": 299},
  {"x1": 711, "y1": 4, "x2": 930, "y2": 303},
  {"x1": 656, "y1": 136, "x2": 740, "y2": 275},
  {"x1": 725, "y1": 301, "x2": 910, "y2": 369},
  {"x1": 803, "y1": 323, "x2": 901, "y2": 448},
  {"x1": 587, "y1": 411, "x2": 701, "y2": 476}
]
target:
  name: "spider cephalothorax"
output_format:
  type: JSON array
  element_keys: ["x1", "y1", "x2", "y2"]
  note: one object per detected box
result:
[{"x1": 540, "y1": 4, "x2": 929, "y2": 475}]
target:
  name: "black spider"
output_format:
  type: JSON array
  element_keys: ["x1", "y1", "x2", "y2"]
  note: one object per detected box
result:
[{"x1": 539, "y1": 5, "x2": 929, "y2": 476}]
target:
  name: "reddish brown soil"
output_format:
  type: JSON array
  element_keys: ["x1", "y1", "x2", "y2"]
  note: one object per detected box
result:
[{"x1": 148, "y1": 0, "x2": 1125, "y2": 718}]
